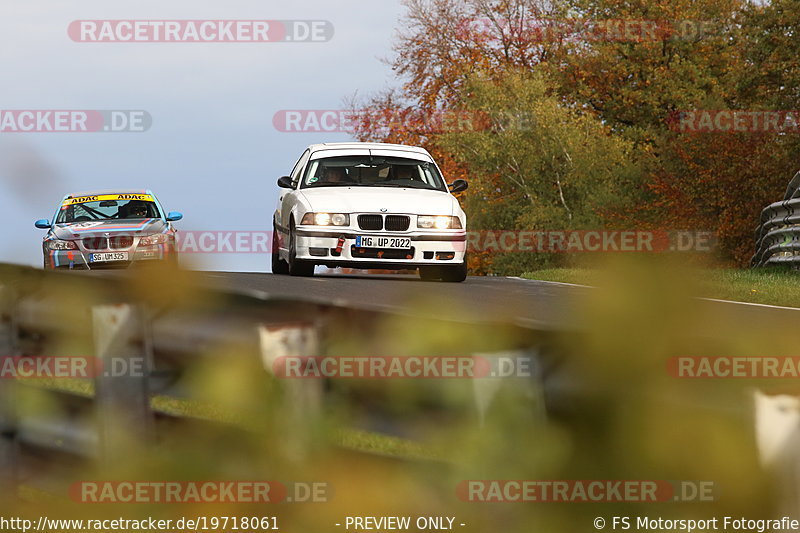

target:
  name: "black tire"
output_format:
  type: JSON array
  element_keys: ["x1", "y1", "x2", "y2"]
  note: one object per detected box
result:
[
  {"x1": 440, "y1": 262, "x2": 468, "y2": 282},
  {"x1": 271, "y1": 224, "x2": 289, "y2": 275},
  {"x1": 288, "y1": 220, "x2": 315, "y2": 277},
  {"x1": 165, "y1": 243, "x2": 180, "y2": 269},
  {"x1": 418, "y1": 266, "x2": 442, "y2": 281}
]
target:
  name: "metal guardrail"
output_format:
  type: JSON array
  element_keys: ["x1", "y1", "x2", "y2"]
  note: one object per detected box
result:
[
  {"x1": 0, "y1": 265, "x2": 333, "y2": 493},
  {"x1": 0, "y1": 264, "x2": 548, "y2": 497},
  {"x1": 3, "y1": 264, "x2": 800, "y2": 518},
  {"x1": 752, "y1": 170, "x2": 800, "y2": 267}
]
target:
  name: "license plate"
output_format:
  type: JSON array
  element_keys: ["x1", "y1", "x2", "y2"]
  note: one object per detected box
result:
[
  {"x1": 89, "y1": 252, "x2": 129, "y2": 263},
  {"x1": 355, "y1": 236, "x2": 412, "y2": 249}
]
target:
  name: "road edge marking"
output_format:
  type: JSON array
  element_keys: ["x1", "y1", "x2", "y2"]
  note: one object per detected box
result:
[
  {"x1": 699, "y1": 297, "x2": 800, "y2": 311},
  {"x1": 509, "y1": 277, "x2": 800, "y2": 311},
  {"x1": 507, "y1": 276, "x2": 594, "y2": 289}
]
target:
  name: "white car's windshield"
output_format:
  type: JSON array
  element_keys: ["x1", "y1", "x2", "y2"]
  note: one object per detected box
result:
[{"x1": 301, "y1": 156, "x2": 447, "y2": 191}]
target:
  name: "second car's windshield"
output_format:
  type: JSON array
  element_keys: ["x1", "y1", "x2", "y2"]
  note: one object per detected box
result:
[
  {"x1": 55, "y1": 197, "x2": 162, "y2": 224},
  {"x1": 301, "y1": 156, "x2": 446, "y2": 191}
]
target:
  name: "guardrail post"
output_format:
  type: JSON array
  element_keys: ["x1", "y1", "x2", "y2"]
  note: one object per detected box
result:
[
  {"x1": 92, "y1": 304, "x2": 153, "y2": 465},
  {"x1": 472, "y1": 348, "x2": 547, "y2": 428},
  {"x1": 0, "y1": 286, "x2": 18, "y2": 495},
  {"x1": 259, "y1": 322, "x2": 321, "y2": 457},
  {"x1": 754, "y1": 389, "x2": 800, "y2": 518}
]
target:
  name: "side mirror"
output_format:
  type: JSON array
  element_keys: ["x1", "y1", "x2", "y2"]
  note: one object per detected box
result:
[
  {"x1": 449, "y1": 179, "x2": 468, "y2": 193},
  {"x1": 277, "y1": 176, "x2": 294, "y2": 189},
  {"x1": 166, "y1": 211, "x2": 183, "y2": 222},
  {"x1": 35, "y1": 219, "x2": 50, "y2": 229}
]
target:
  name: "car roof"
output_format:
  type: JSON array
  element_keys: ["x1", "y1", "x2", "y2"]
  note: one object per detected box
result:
[
  {"x1": 62, "y1": 189, "x2": 153, "y2": 199},
  {"x1": 306, "y1": 142, "x2": 431, "y2": 156}
]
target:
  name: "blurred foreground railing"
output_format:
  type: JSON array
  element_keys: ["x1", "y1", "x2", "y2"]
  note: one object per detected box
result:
[
  {"x1": 3, "y1": 263, "x2": 800, "y2": 524},
  {"x1": 0, "y1": 264, "x2": 547, "y2": 497}
]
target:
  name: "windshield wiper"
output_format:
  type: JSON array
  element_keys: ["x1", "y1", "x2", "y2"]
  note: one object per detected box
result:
[{"x1": 373, "y1": 183, "x2": 438, "y2": 190}]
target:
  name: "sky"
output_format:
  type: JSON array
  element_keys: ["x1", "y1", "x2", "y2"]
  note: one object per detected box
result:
[{"x1": 0, "y1": 0, "x2": 407, "y2": 271}]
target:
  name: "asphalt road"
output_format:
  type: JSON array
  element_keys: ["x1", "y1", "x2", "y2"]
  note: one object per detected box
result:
[
  {"x1": 53, "y1": 265, "x2": 800, "y2": 336},
  {"x1": 195, "y1": 272, "x2": 588, "y2": 330},
  {"x1": 193, "y1": 271, "x2": 800, "y2": 340}
]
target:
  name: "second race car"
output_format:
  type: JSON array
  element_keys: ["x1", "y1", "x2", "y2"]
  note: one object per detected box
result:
[{"x1": 35, "y1": 189, "x2": 183, "y2": 270}]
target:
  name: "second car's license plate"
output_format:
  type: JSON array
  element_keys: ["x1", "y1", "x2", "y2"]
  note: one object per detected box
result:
[
  {"x1": 355, "y1": 236, "x2": 411, "y2": 249},
  {"x1": 89, "y1": 252, "x2": 129, "y2": 262}
]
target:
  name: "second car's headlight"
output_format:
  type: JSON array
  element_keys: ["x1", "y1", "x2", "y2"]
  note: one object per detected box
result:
[
  {"x1": 301, "y1": 213, "x2": 350, "y2": 226},
  {"x1": 46, "y1": 239, "x2": 77, "y2": 250},
  {"x1": 139, "y1": 233, "x2": 169, "y2": 246},
  {"x1": 417, "y1": 215, "x2": 462, "y2": 230}
]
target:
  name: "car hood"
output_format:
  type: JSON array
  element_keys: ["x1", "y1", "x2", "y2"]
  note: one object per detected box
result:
[
  {"x1": 299, "y1": 187, "x2": 458, "y2": 216},
  {"x1": 50, "y1": 219, "x2": 166, "y2": 240}
]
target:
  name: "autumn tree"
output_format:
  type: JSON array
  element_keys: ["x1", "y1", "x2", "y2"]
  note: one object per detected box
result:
[
  {"x1": 350, "y1": 0, "x2": 800, "y2": 271},
  {"x1": 349, "y1": 0, "x2": 583, "y2": 273},
  {"x1": 437, "y1": 70, "x2": 642, "y2": 271}
]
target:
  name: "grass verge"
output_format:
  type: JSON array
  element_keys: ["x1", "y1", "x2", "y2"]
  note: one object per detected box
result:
[{"x1": 522, "y1": 266, "x2": 800, "y2": 308}]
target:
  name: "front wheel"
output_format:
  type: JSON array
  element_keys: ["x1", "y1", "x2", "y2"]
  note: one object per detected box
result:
[
  {"x1": 418, "y1": 266, "x2": 441, "y2": 281},
  {"x1": 271, "y1": 225, "x2": 289, "y2": 275},
  {"x1": 288, "y1": 221, "x2": 315, "y2": 277},
  {"x1": 440, "y1": 262, "x2": 467, "y2": 282}
]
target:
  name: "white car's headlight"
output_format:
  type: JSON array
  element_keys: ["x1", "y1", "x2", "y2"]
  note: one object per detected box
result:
[
  {"x1": 47, "y1": 239, "x2": 77, "y2": 250},
  {"x1": 301, "y1": 213, "x2": 350, "y2": 226},
  {"x1": 139, "y1": 233, "x2": 169, "y2": 246},
  {"x1": 417, "y1": 215, "x2": 462, "y2": 230}
]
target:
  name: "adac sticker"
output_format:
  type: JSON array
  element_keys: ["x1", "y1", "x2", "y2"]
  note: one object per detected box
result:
[{"x1": 62, "y1": 193, "x2": 154, "y2": 206}]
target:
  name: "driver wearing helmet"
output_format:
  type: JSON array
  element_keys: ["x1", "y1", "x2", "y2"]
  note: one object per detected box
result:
[{"x1": 122, "y1": 200, "x2": 150, "y2": 219}]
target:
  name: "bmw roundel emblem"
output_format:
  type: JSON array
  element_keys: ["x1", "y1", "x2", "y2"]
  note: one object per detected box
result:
[{"x1": 380, "y1": 208, "x2": 388, "y2": 212}]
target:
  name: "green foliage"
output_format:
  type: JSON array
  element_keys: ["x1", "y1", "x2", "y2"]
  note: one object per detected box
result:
[{"x1": 437, "y1": 70, "x2": 644, "y2": 274}]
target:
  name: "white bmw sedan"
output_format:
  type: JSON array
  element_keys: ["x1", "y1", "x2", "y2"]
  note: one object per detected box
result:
[{"x1": 272, "y1": 142, "x2": 468, "y2": 282}]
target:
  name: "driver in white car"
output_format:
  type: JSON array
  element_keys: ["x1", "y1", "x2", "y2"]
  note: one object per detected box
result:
[
  {"x1": 393, "y1": 165, "x2": 414, "y2": 181},
  {"x1": 321, "y1": 167, "x2": 348, "y2": 184}
]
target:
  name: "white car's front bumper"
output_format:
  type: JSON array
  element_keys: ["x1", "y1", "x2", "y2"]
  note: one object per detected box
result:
[{"x1": 293, "y1": 227, "x2": 467, "y2": 268}]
